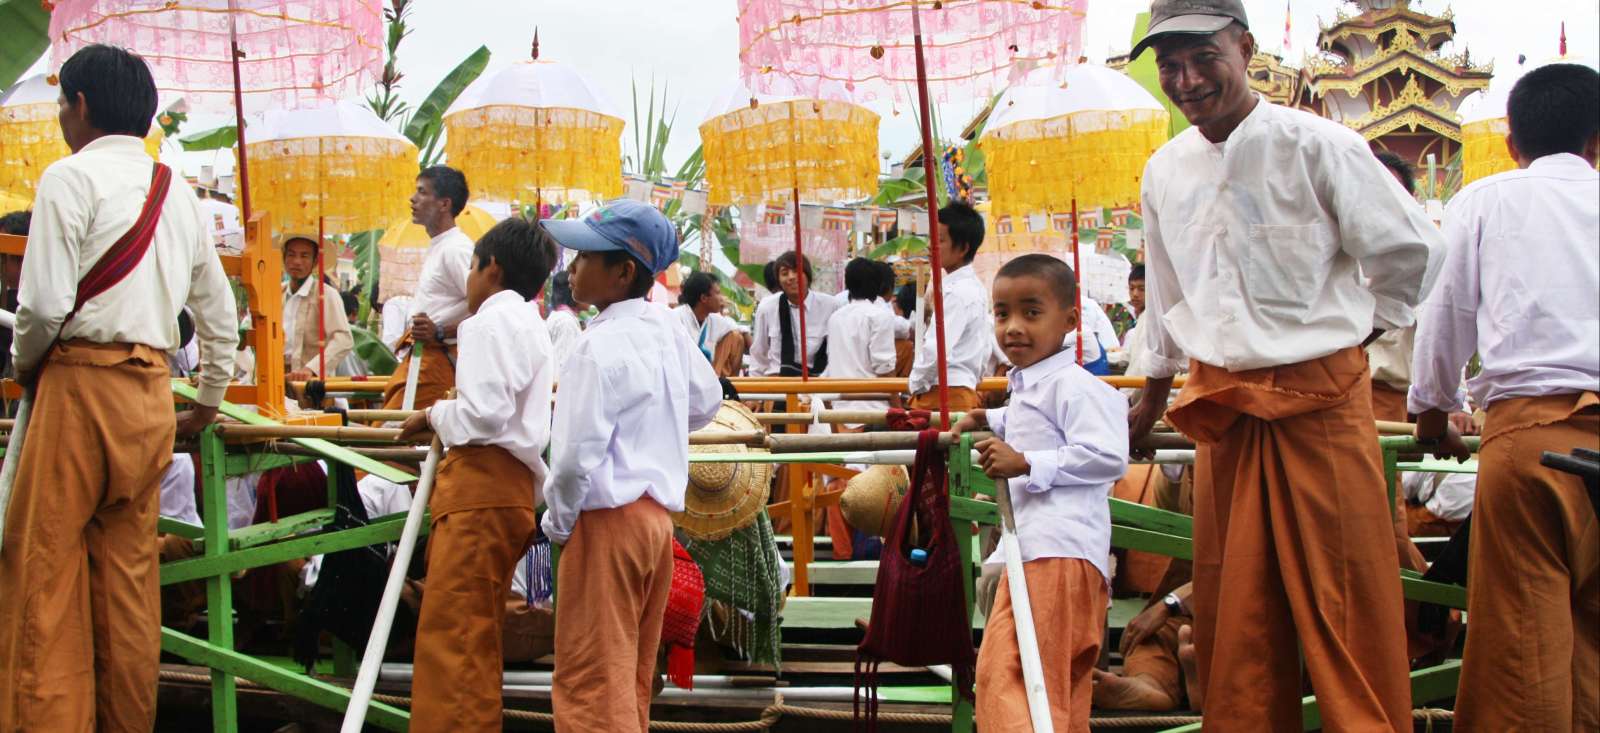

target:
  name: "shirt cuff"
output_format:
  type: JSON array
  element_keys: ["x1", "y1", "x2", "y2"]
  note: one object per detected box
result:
[
  {"x1": 1371, "y1": 296, "x2": 1416, "y2": 332},
  {"x1": 539, "y1": 510, "x2": 572, "y2": 545},
  {"x1": 987, "y1": 406, "x2": 1008, "y2": 439},
  {"x1": 1406, "y1": 383, "x2": 1467, "y2": 416},
  {"x1": 1022, "y1": 450, "x2": 1058, "y2": 494},
  {"x1": 194, "y1": 381, "x2": 229, "y2": 408},
  {"x1": 1143, "y1": 352, "x2": 1185, "y2": 380}
]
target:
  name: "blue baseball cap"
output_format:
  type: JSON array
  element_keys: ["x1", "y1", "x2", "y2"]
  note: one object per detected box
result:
[{"x1": 541, "y1": 199, "x2": 679, "y2": 275}]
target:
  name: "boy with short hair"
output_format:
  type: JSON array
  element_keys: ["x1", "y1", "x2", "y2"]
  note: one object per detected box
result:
[
  {"x1": 540, "y1": 200, "x2": 723, "y2": 732},
  {"x1": 953, "y1": 254, "x2": 1130, "y2": 731},
  {"x1": 396, "y1": 217, "x2": 558, "y2": 730},
  {"x1": 1409, "y1": 62, "x2": 1600, "y2": 730},
  {"x1": 750, "y1": 251, "x2": 838, "y2": 376},
  {"x1": 822, "y1": 258, "x2": 899, "y2": 407},
  {"x1": 676, "y1": 270, "x2": 745, "y2": 377},
  {"x1": 909, "y1": 201, "x2": 991, "y2": 412}
]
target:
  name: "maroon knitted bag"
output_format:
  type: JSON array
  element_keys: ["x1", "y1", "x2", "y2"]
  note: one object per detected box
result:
[{"x1": 855, "y1": 429, "x2": 976, "y2": 729}]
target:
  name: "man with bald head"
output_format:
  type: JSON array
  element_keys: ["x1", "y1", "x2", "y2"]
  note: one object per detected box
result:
[{"x1": 1125, "y1": 1, "x2": 1446, "y2": 729}]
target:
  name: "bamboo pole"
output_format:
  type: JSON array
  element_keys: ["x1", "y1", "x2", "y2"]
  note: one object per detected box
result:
[
  {"x1": 345, "y1": 409, "x2": 416, "y2": 423},
  {"x1": 767, "y1": 430, "x2": 995, "y2": 453},
  {"x1": 993, "y1": 461, "x2": 1053, "y2": 733},
  {"x1": 688, "y1": 430, "x2": 768, "y2": 447},
  {"x1": 214, "y1": 424, "x2": 405, "y2": 442},
  {"x1": 728, "y1": 375, "x2": 1186, "y2": 394}
]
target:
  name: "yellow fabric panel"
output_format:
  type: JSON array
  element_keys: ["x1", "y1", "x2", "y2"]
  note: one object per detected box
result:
[
  {"x1": 442, "y1": 106, "x2": 623, "y2": 205},
  {"x1": 699, "y1": 99, "x2": 879, "y2": 206},
  {"x1": 1461, "y1": 118, "x2": 1516, "y2": 185},
  {"x1": 981, "y1": 108, "x2": 1167, "y2": 219},
  {"x1": 0, "y1": 103, "x2": 164, "y2": 205},
  {"x1": 246, "y1": 135, "x2": 418, "y2": 236}
]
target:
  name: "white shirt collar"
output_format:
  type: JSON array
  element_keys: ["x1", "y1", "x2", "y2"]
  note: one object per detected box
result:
[
  {"x1": 428, "y1": 226, "x2": 464, "y2": 247},
  {"x1": 1009, "y1": 347, "x2": 1077, "y2": 392},
  {"x1": 78, "y1": 135, "x2": 148, "y2": 156},
  {"x1": 478, "y1": 289, "x2": 526, "y2": 315},
  {"x1": 1529, "y1": 152, "x2": 1595, "y2": 172},
  {"x1": 288, "y1": 276, "x2": 316, "y2": 298},
  {"x1": 593, "y1": 297, "x2": 650, "y2": 326}
]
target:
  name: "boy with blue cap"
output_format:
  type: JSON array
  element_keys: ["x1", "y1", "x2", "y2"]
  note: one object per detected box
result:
[{"x1": 540, "y1": 200, "x2": 723, "y2": 732}]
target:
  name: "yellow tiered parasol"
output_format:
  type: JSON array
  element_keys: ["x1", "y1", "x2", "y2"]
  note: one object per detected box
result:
[
  {"x1": 246, "y1": 99, "x2": 418, "y2": 237},
  {"x1": 1458, "y1": 65, "x2": 1524, "y2": 186},
  {"x1": 443, "y1": 42, "x2": 623, "y2": 206},
  {"x1": 0, "y1": 74, "x2": 163, "y2": 205},
  {"x1": 375, "y1": 204, "x2": 497, "y2": 304}
]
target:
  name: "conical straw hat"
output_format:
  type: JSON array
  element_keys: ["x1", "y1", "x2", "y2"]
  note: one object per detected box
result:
[
  {"x1": 674, "y1": 401, "x2": 774, "y2": 541},
  {"x1": 840, "y1": 464, "x2": 910, "y2": 539}
]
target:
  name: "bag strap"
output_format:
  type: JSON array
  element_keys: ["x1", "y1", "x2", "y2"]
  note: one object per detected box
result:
[
  {"x1": 888, "y1": 429, "x2": 939, "y2": 546},
  {"x1": 64, "y1": 162, "x2": 172, "y2": 327}
]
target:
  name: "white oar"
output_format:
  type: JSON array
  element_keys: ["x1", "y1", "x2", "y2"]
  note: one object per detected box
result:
[
  {"x1": 0, "y1": 390, "x2": 33, "y2": 555},
  {"x1": 340, "y1": 435, "x2": 442, "y2": 732},
  {"x1": 994, "y1": 481, "x2": 1052, "y2": 732},
  {"x1": 400, "y1": 342, "x2": 423, "y2": 412}
]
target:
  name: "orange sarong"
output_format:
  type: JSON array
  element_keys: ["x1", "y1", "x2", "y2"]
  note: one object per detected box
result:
[
  {"x1": 553, "y1": 498, "x2": 674, "y2": 733},
  {"x1": 1165, "y1": 346, "x2": 1411, "y2": 732},
  {"x1": 909, "y1": 386, "x2": 982, "y2": 413},
  {"x1": 893, "y1": 338, "x2": 915, "y2": 378},
  {"x1": 976, "y1": 558, "x2": 1106, "y2": 732},
  {"x1": 1370, "y1": 382, "x2": 1410, "y2": 423},
  {"x1": 1455, "y1": 392, "x2": 1599, "y2": 732},
  {"x1": 711, "y1": 331, "x2": 747, "y2": 378},
  {"x1": 411, "y1": 445, "x2": 538, "y2": 732},
  {"x1": 0, "y1": 341, "x2": 173, "y2": 733},
  {"x1": 381, "y1": 335, "x2": 458, "y2": 411}
]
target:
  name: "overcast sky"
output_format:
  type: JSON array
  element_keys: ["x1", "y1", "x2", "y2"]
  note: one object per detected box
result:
[{"x1": 25, "y1": 1, "x2": 1595, "y2": 177}]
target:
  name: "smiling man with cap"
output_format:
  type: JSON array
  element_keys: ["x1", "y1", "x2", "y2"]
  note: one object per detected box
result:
[
  {"x1": 539, "y1": 199, "x2": 723, "y2": 732},
  {"x1": 1125, "y1": 1, "x2": 1447, "y2": 730}
]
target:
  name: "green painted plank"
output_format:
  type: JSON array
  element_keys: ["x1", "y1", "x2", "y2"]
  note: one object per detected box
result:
[
  {"x1": 161, "y1": 627, "x2": 410, "y2": 732},
  {"x1": 227, "y1": 508, "x2": 334, "y2": 550},
  {"x1": 1401, "y1": 570, "x2": 1468, "y2": 609},
  {"x1": 1399, "y1": 458, "x2": 1479, "y2": 474},
  {"x1": 161, "y1": 512, "x2": 427, "y2": 585},
  {"x1": 158, "y1": 516, "x2": 204, "y2": 540},
  {"x1": 172, "y1": 380, "x2": 415, "y2": 483},
  {"x1": 224, "y1": 452, "x2": 313, "y2": 476},
  {"x1": 1113, "y1": 525, "x2": 1194, "y2": 561}
]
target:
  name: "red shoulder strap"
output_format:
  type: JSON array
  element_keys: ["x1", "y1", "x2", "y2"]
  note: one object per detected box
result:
[{"x1": 64, "y1": 162, "x2": 173, "y2": 326}]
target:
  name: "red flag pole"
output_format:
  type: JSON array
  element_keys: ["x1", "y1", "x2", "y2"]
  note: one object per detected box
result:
[
  {"x1": 227, "y1": 0, "x2": 251, "y2": 222},
  {"x1": 1071, "y1": 199, "x2": 1083, "y2": 366},
  {"x1": 911, "y1": 0, "x2": 951, "y2": 428},
  {"x1": 793, "y1": 186, "x2": 809, "y2": 380},
  {"x1": 317, "y1": 216, "x2": 327, "y2": 378}
]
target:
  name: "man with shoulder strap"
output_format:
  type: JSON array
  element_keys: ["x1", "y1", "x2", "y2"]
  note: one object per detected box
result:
[{"x1": 0, "y1": 45, "x2": 238, "y2": 732}]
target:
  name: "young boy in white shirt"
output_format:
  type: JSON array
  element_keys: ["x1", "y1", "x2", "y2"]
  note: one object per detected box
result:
[
  {"x1": 539, "y1": 200, "x2": 723, "y2": 732},
  {"x1": 909, "y1": 201, "x2": 992, "y2": 412},
  {"x1": 397, "y1": 218, "x2": 558, "y2": 731},
  {"x1": 953, "y1": 254, "x2": 1130, "y2": 732}
]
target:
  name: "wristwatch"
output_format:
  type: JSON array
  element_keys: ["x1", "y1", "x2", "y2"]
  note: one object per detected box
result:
[{"x1": 1162, "y1": 592, "x2": 1187, "y2": 617}]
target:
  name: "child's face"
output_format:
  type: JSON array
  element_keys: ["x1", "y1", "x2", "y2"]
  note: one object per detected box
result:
[
  {"x1": 283, "y1": 239, "x2": 316, "y2": 281},
  {"x1": 936, "y1": 223, "x2": 969, "y2": 273},
  {"x1": 567, "y1": 251, "x2": 634, "y2": 310},
  {"x1": 1128, "y1": 277, "x2": 1146, "y2": 314},
  {"x1": 992, "y1": 274, "x2": 1080, "y2": 370},
  {"x1": 465, "y1": 253, "x2": 500, "y2": 314}
]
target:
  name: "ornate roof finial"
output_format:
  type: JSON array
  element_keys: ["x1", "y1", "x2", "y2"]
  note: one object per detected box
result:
[
  {"x1": 532, "y1": 27, "x2": 540, "y2": 61},
  {"x1": 1560, "y1": 21, "x2": 1568, "y2": 57}
]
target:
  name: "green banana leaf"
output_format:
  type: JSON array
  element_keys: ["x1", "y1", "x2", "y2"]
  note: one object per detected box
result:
[
  {"x1": 349, "y1": 229, "x2": 382, "y2": 325},
  {"x1": 0, "y1": 0, "x2": 49, "y2": 91},
  {"x1": 179, "y1": 125, "x2": 239, "y2": 152},
  {"x1": 406, "y1": 45, "x2": 491, "y2": 168},
  {"x1": 350, "y1": 325, "x2": 399, "y2": 377}
]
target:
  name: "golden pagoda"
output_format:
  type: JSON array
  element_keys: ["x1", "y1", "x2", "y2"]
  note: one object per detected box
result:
[{"x1": 1298, "y1": 0, "x2": 1492, "y2": 187}]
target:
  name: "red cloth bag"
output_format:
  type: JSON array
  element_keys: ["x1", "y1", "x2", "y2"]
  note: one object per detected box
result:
[
  {"x1": 855, "y1": 429, "x2": 976, "y2": 729},
  {"x1": 661, "y1": 538, "x2": 705, "y2": 690}
]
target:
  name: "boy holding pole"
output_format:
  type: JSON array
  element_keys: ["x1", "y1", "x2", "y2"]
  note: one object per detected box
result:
[
  {"x1": 908, "y1": 201, "x2": 991, "y2": 413},
  {"x1": 953, "y1": 254, "x2": 1130, "y2": 731},
  {"x1": 539, "y1": 200, "x2": 723, "y2": 732},
  {"x1": 396, "y1": 218, "x2": 558, "y2": 730}
]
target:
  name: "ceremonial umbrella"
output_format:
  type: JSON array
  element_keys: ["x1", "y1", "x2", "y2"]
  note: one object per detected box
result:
[
  {"x1": 699, "y1": 78, "x2": 879, "y2": 377},
  {"x1": 979, "y1": 63, "x2": 1167, "y2": 364},
  {"x1": 1458, "y1": 66, "x2": 1524, "y2": 186},
  {"x1": 376, "y1": 203, "x2": 497, "y2": 305},
  {"x1": 740, "y1": 0, "x2": 1088, "y2": 420},
  {"x1": 443, "y1": 42, "x2": 623, "y2": 207},
  {"x1": 0, "y1": 73, "x2": 163, "y2": 204},
  {"x1": 248, "y1": 99, "x2": 419, "y2": 375}
]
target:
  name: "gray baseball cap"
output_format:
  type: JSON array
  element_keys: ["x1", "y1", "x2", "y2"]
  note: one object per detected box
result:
[{"x1": 1129, "y1": 0, "x2": 1249, "y2": 60}]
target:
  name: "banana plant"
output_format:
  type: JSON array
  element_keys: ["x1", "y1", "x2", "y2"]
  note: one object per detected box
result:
[
  {"x1": 0, "y1": 0, "x2": 48, "y2": 91},
  {"x1": 367, "y1": 0, "x2": 414, "y2": 126},
  {"x1": 405, "y1": 45, "x2": 489, "y2": 168}
]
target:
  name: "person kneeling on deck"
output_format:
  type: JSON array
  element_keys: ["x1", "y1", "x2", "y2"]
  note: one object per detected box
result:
[
  {"x1": 0, "y1": 44, "x2": 239, "y2": 732},
  {"x1": 382, "y1": 165, "x2": 472, "y2": 411},
  {"x1": 909, "y1": 201, "x2": 990, "y2": 413},
  {"x1": 396, "y1": 218, "x2": 557, "y2": 730},
  {"x1": 952, "y1": 254, "x2": 1130, "y2": 732},
  {"x1": 540, "y1": 200, "x2": 723, "y2": 733},
  {"x1": 1408, "y1": 63, "x2": 1600, "y2": 732}
]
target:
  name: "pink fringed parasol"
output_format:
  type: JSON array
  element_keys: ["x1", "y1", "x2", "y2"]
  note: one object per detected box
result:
[
  {"x1": 47, "y1": 0, "x2": 383, "y2": 114},
  {"x1": 739, "y1": 0, "x2": 1087, "y2": 103}
]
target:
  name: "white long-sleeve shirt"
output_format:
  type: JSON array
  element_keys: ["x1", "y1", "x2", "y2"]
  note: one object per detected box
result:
[
  {"x1": 910, "y1": 265, "x2": 992, "y2": 394},
  {"x1": 749, "y1": 290, "x2": 839, "y2": 376},
  {"x1": 427, "y1": 289, "x2": 554, "y2": 480},
  {"x1": 541, "y1": 298, "x2": 722, "y2": 544},
  {"x1": 1408, "y1": 153, "x2": 1600, "y2": 414},
  {"x1": 876, "y1": 297, "x2": 912, "y2": 340},
  {"x1": 380, "y1": 296, "x2": 412, "y2": 347},
  {"x1": 546, "y1": 307, "x2": 582, "y2": 381},
  {"x1": 985, "y1": 349, "x2": 1129, "y2": 580},
  {"x1": 1139, "y1": 97, "x2": 1444, "y2": 377},
  {"x1": 822, "y1": 298, "x2": 899, "y2": 413},
  {"x1": 14, "y1": 135, "x2": 238, "y2": 406},
  {"x1": 674, "y1": 304, "x2": 740, "y2": 360},
  {"x1": 407, "y1": 227, "x2": 473, "y2": 339}
]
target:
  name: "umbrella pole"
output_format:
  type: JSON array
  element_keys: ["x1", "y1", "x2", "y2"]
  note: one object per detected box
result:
[
  {"x1": 910, "y1": 0, "x2": 951, "y2": 429},
  {"x1": 793, "y1": 187, "x2": 809, "y2": 380},
  {"x1": 227, "y1": 0, "x2": 252, "y2": 222},
  {"x1": 1071, "y1": 199, "x2": 1082, "y2": 365},
  {"x1": 318, "y1": 216, "x2": 326, "y2": 379},
  {"x1": 341, "y1": 436, "x2": 443, "y2": 732}
]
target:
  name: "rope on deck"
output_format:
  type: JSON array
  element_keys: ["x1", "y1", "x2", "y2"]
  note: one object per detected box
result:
[{"x1": 158, "y1": 670, "x2": 1450, "y2": 729}]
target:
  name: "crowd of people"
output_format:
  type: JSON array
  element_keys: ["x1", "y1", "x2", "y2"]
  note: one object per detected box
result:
[{"x1": 0, "y1": 0, "x2": 1595, "y2": 731}]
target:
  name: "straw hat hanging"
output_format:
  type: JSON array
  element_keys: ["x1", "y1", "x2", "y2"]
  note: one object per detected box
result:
[
  {"x1": 675, "y1": 401, "x2": 775, "y2": 541},
  {"x1": 840, "y1": 464, "x2": 910, "y2": 539}
]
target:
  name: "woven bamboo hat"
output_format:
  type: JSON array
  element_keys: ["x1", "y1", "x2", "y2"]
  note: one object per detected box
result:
[
  {"x1": 674, "y1": 401, "x2": 774, "y2": 541},
  {"x1": 840, "y1": 464, "x2": 910, "y2": 538}
]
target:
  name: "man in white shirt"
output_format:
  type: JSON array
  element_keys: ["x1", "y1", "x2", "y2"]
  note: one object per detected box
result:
[
  {"x1": 824, "y1": 259, "x2": 899, "y2": 415},
  {"x1": 675, "y1": 270, "x2": 745, "y2": 377},
  {"x1": 1408, "y1": 64, "x2": 1600, "y2": 731},
  {"x1": 280, "y1": 235, "x2": 352, "y2": 381},
  {"x1": 1124, "y1": 3, "x2": 1445, "y2": 730},
  {"x1": 908, "y1": 200, "x2": 992, "y2": 413},
  {"x1": 749, "y1": 251, "x2": 838, "y2": 377},
  {"x1": 544, "y1": 270, "x2": 583, "y2": 382},
  {"x1": 0, "y1": 45, "x2": 238, "y2": 732},
  {"x1": 381, "y1": 165, "x2": 472, "y2": 411}
]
